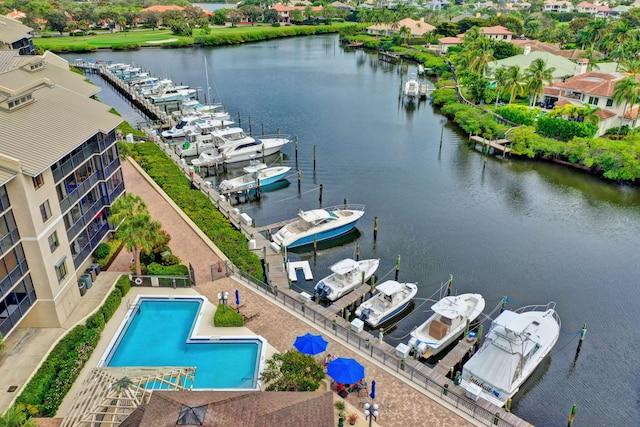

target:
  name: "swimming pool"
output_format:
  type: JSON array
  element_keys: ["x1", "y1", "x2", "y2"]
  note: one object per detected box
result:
[{"x1": 100, "y1": 296, "x2": 265, "y2": 389}]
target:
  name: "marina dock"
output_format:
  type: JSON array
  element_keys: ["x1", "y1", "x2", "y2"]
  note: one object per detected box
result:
[
  {"x1": 469, "y1": 136, "x2": 512, "y2": 157},
  {"x1": 76, "y1": 60, "x2": 533, "y2": 427}
]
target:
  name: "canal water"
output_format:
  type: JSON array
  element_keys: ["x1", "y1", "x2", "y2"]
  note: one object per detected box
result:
[{"x1": 66, "y1": 36, "x2": 640, "y2": 426}]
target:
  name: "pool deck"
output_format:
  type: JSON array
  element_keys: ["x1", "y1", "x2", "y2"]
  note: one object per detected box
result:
[{"x1": 0, "y1": 159, "x2": 479, "y2": 427}]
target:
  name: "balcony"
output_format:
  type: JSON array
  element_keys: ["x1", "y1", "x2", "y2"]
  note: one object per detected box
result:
[
  {"x1": 59, "y1": 172, "x2": 99, "y2": 213},
  {"x1": 72, "y1": 222, "x2": 110, "y2": 269},
  {"x1": 65, "y1": 197, "x2": 106, "y2": 241}
]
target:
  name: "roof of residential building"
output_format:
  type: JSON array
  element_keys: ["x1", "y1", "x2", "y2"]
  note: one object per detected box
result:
[
  {"x1": 272, "y1": 5, "x2": 323, "y2": 11},
  {"x1": 0, "y1": 52, "x2": 121, "y2": 176},
  {"x1": 480, "y1": 25, "x2": 514, "y2": 36},
  {"x1": 0, "y1": 15, "x2": 32, "y2": 45},
  {"x1": 488, "y1": 51, "x2": 577, "y2": 79},
  {"x1": 552, "y1": 71, "x2": 631, "y2": 97},
  {"x1": 367, "y1": 18, "x2": 436, "y2": 36},
  {"x1": 140, "y1": 5, "x2": 185, "y2": 12},
  {"x1": 438, "y1": 36, "x2": 463, "y2": 45},
  {"x1": 121, "y1": 390, "x2": 334, "y2": 427},
  {"x1": 510, "y1": 39, "x2": 583, "y2": 60}
]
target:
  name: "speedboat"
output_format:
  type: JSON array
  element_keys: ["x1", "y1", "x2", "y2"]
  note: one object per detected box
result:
[
  {"x1": 355, "y1": 280, "x2": 418, "y2": 327},
  {"x1": 408, "y1": 293, "x2": 485, "y2": 359},
  {"x1": 272, "y1": 205, "x2": 365, "y2": 249},
  {"x1": 191, "y1": 128, "x2": 289, "y2": 166},
  {"x1": 162, "y1": 116, "x2": 231, "y2": 139},
  {"x1": 218, "y1": 166, "x2": 291, "y2": 192},
  {"x1": 314, "y1": 258, "x2": 379, "y2": 301},
  {"x1": 404, "y1": 75, "x2": 420, "y2": 99},
  {"x1": 178, "y1": 99, "x2": 231, "y2": 122},
  {"x1": 460, "y1": 301, "x2": 561, "y2": 407},
  {"x1": 149, "y1": 85, "x2": 197, "y2": 104}
]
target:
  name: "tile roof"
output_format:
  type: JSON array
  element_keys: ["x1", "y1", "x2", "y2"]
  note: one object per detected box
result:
[
  {"x1": 597, "y1": 109, "x2": 617, "y2": 119},
  {"x1": 140, "y1": 5, "x2": 185, "y2": 12},
  {"x1": 367, "y1": 18, "x2": 435, "y2": 36},
  {"x1": 552, "y1": 71, "x2": 629, "y2": 97},
  {"x1": 510, "y1": 39, "x2": 583, "y2": 60},
  {"x1": 439, "y1": 37, "x2": 463, "y2": 44},
  {"x1": 624, "y1": 105, "x2": 639, "y2": 120},
  {"x1": 480, "y1": 25, "x2": 514, "y2": 36},
  {"x1": 125, "y1": 390, "x2": 334, "y2": 427},
  {"x1": 272, "y1": 5, "x2": 323, "y2": 11}
]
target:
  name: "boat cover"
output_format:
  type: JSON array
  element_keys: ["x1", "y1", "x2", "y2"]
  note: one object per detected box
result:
[
  {"x1": 464, "y1": 343, "x2": 519, "y2": 393},
  {"x1": 299, "y1": 209, "x2": 332, "y2": 223},
  {"x1": 431, "y1": 295, "x2": 470, "y2": 319},
  {"x1": 330, "y1": 258, "x2": 358, "y2": 275},
  {"x1": 376, "y1": 280, "x2": 404, "y2": 296}
]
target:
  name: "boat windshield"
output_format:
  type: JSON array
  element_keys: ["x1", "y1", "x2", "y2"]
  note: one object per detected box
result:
[{"x1": 175, "y1": 121, "x2": 187, "y2": 129}]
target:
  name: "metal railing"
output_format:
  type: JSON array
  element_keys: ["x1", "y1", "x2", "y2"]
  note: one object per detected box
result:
[{"x1": 220, "y1": 262, "x2": 518, "y2": 427}]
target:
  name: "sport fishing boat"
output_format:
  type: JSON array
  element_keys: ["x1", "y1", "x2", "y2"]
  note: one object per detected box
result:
[
  {"x1": 217, "y1": 166, "x2": 291, "y2": 193},
  {"x1": 313, "y1": 258, "x2": 380, "y2": 301},
  {"x1": 355, "y1": 280, "x2": 418, "y2": 327}
]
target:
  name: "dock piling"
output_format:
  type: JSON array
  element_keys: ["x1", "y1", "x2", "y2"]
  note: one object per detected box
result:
[
  {"x1": 248, "y1": 117, "x2": 252, "y2": 136},
  {"x1": 319, "y1": 184, "x2": 323, "y2": 204},
  {"x1": 355, "y1": 243, "x2": 360, "y2": 261},
  {"x1": 313, "y1": 144, "x2": 316, "y2": 172},
  {"x1": 297, "y1": 169, "x2": 301, "y2": 193},
  {"x1": 574, "y1": 324, "x2": 587, "y2": 360},
  {"x1": 295, "y1": 137, "x2": 299, "y2": 164},
  {"x1": 373, "y1": 216, "x2": 378, "y2": 241},
  {"x1": 395, "y1": 255, "x2": 401, "y2": 281},
  {"x1": 567, "y1": 404, "x2": 577, "y2": 427},
  {"x1": 447, "y1": 274, "x2": 453, "y2": 296}
]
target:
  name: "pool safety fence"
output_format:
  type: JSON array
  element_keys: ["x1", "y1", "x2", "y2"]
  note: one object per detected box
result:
[
  {"x1": 218, "y1": 262, "x2": 520, "y2": 427},
  {"x1": 130, "y1": 275, "x2": 192, "y2": 288}
]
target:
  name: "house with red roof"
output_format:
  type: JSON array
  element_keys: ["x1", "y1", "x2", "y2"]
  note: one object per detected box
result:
[
  {"x1": 543, "y1": 71, "x2": 640, "y2": 135},
  {"x1": 479, "y1": 25, "x2": 514, "y2": 42},
  {"x1": 366, "y1": 18, "x2": 436, "y2": 38},
  {"x1": 271, "y1": 5, "x2": 324, "y2": 24}
]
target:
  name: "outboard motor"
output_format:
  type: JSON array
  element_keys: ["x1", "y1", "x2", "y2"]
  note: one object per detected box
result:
[
  {"x1": 315, "y1": 283, "x2": 328, "y2": 299},
  {"x1": 359, "y1": 308, "x2": 372, "y2": 321}
]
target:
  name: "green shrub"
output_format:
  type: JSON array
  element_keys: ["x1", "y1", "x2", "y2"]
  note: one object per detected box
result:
[
  {"x1": 537, "y1": 115, "x2": 598, "y2": 139},
  {"x1": 272, "y1": 22, "x2": 281, "y2": 27},
  {"x1": 496, "y1": 105, "x2": 538, "y2": 126},
  {"x1": 85, "y1": 311, "x2": 106, "y2": 331},
  {"x1": 213, "y1": 303, "x2": 244, "y2": 327},
  {"x1": 93, "y1": 243, "x2": 111, "y2": 259},
  {"x1": 431, "y1": 88, "x2": 458, "y2": 107},
  {"x1": 147, "y1": 262, "x2": 189, "y2": 276},
  {"x1": 95, "y1": 239, "x2": 122, "y2": 269},
  {"x1": 115, "y1": 274, "x2": 131, "y2": 296}
]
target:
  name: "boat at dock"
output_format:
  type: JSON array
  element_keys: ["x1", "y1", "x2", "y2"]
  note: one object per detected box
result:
[
  {"x1": 408, "y1": 293, "x2": 485, "y2": 359},
  {"x1": 162, "y1": 116, "x2": 231, "y2": 139},
  {"x1": 271, "y1": 205, "x2": 365, "y2": 249},
  {"x1": 460, "y1": 301, "x2": 561, "y2": 407},
  {"x1": 313, "y1": 258, "x2": 379, "y2": 301},
  {"x1": 404, "y1": 74, "x2": 420, "y2": 100},
  {"x1": 355, "y1": 280, "x2": 418, "y2": 327},
  {"x1": 191, "y1": 128, "x2": 289, "y2": 166},
  {"x1": 218, "y1": 166, "x2": 291, "y2": 193}
]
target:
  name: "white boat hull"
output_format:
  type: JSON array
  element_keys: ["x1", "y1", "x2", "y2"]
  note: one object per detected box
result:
[
  {"x1": 218, "y1": 166, "x2": 291, "y2": 192},
  {"x1": 313, "y1": 258, "x2": 379, "y2": 301},
  {"x1": 461, "y1": 303, "x2": 560, "y2": 406},
  {"x1": 408, "y1": 293, "x2": 485, "y2": 358},
  {"x1": 355, "y1": 281, "x2": 418, "y2": 327}
]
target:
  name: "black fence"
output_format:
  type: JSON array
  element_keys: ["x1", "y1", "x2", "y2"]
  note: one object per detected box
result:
[{"x1": 130, "y1": 275, "x2": 192, "y2": 288}]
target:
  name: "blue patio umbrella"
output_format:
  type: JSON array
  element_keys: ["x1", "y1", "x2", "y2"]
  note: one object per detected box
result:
[
  {"x1": 293, "y1": 333, "x2": 329, "y2": 355},
  {"x1": 327, "y1": 357, "x2": 365, "y2": 385}
]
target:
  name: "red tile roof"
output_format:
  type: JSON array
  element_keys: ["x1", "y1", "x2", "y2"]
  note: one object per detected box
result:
[
  {"x1": 439, "y1": 37, "x2": 463, "y2": 44},
  {"x1": 140, "y1": 5, "x2": 185, "y2": 13},
  {"x1": 597, "y1": 109, "x2": 617, "y2": 119},
  {"x1": 480, "y1": 25, "x2": 514, "y2": 36},
  {"x1": 624, "y1": 105, "x2": 639, "y2": 120},
  {"x1": 553, "y1": 72, "x2": 628, "y2": 97},
  {"x1": 272, "y1": 5, "x2": 323, "y2": 11}
]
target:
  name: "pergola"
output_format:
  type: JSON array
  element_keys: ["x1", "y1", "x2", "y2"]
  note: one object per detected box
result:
[{"x1": 60, "y1": 366, "x2": 196, "y2": 427}]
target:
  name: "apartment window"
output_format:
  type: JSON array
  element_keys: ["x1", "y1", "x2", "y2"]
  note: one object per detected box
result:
[
  {"x1": 48, "y1": 231, "x2": 59, "y2": 253},
  {"x1": 40, "y1": 200, "x2": 52, "y2": 222},
  {"x1": 55, "y1": 257, "x2": 67, "y2": 282},
  {"x1": 606, "y1": 99, "x2": 614, "y2": 107},
  {"x1": 588, "y1": 96, "x2": 599, "y2": 105},
  {"x1": 32, "y1": 174, "x2": 44, "y2": 190}
]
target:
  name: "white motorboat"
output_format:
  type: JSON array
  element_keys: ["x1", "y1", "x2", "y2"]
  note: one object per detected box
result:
[
  {"x1": 162, "y1": 116, "x2": 231, "y2": 139},
  {"x1": 461, "y1": 302, "x2": 561, "y2": 407},
  {"x1": 243, "y1": 159, "x2": 268, "y2": 174},
  {"x1": 272, "y1": 205, "x2": 365, "y2": 249},
  {"x1": 218, "y1": 166, "x2": 291, "y2": 192},
  {"x1": 313, "y1": 258, "x2": 380, "y2": 301},
  {"x1": 177, "y1": 99, "x2": 231, "y2": 122},
  {"x1": 404, "y1": 75, "x2": 420, "y2": 99},
  {"x1": 355, "y1": 280, "x2": 418, "y2": 327},
  {"x1": 408, "y1": 293, "x2": 485, "y2": 358},
  {"x1": 149, "y1": 85, "x2": 197, "y2": 104},
  {"x1": 191, "y1": 128, "x2": 289, "y2": 166},
  {"x1": 175, "y1": 132, "x2": 215, "y2": 158}
]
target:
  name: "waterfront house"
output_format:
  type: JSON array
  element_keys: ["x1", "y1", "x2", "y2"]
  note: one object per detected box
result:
[
  {"x1": 543, "y1": 71, "x2": 640, "y2": 136},
  {"x1": 543, "y1": 0, "x2": 574, "y2": 12},
  {"x1": 0, "y1": 15, "x2": 35, "y2": 55},
  {"x1": 0, "y1": 49, "x2": 124, "y2": 338},
  {"x1": 437, "y1": 36, "x2": 463, "y2": 55},
  {"x1": 366, "y1": 18, "x2": 436, "y2": 38},
  {"x1": 271, "y1": 5, "x2": 324, "y2": 24},
  {"x1": 510, "y1": 39, "x2": 583, "y2": 60},
  {"x1": 479, "y1": 25, "x2": 514, "y2": 42},
  {"x1": 486, "y1": 48, "x2": 580, "y2": 81}
]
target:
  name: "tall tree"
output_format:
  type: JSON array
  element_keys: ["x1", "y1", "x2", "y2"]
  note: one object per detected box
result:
[
  {"x1": 504, "y1": 65, "x2": 525, "y2": 103},
  {"x1": 0, "y1": 406, "x2": 36, "y2": 427},
  {"x1": 259, "y1": 351, "x2": 325, "y2": 391},
  {"x1": 612, "y1": 76, "x2": 640, "y2": 135},
  {"x1": 46, "y1": 10, "x2": 68, "y2": 35},
  {"x1": 525, "y1": 58, "x2": 555, "y2": 107}
]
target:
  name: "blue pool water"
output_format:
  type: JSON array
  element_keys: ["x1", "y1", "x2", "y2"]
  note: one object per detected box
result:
[{"x1": 104, "y1": 298, "x2": 262, "y2": 389}]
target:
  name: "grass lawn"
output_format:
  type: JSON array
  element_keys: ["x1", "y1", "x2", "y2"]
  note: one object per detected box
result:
[{"x1": 34, "y1": 24, "x2": 353, "y2": 51}]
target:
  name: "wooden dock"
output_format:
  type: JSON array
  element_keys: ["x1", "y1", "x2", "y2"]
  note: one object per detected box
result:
[
  {"x1": 329, "y1": 284, "x2": 372, "y2": 315},
  {"x1": 470, "y1": 136, "x2": 512, "y2": 156},
  {"x1": 378, "y1": 51, "x2": 402, "y2": 63},
  {"x1": 287, "y1": 261, "x2": 313, "y2": 282},
  {"x1": 433, "y1": 337, "x2": 476, "y2": 377}
]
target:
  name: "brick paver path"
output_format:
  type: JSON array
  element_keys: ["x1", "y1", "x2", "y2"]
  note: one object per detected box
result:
[{"x1": 109, "y1": 160, "x2": 475, "y2": 427}]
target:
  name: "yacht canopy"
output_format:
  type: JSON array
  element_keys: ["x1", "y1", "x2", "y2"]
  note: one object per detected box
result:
[
  {"x1": 330, "y1": 258, "x2": 358, "y2": 275},
  {"x1": 376, "y1": 280, "x2": 404, "y2": 295},
  {"x1": 432, "y1": 295, "x2": 468, "y2": 319},
  {"x1": 299, "y1": 209, "x2": 331, "y2": 223}
]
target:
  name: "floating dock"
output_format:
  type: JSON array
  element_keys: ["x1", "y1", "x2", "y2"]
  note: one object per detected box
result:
[{"x1": 287, "y1": 261, "x2": 313, "y2": 282}]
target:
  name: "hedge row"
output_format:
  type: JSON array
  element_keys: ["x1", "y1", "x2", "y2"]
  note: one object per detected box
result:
[
  {"x1": 195, "y1": 24, "x2": 353, "y2": 46},
  {"x1": 213, "y1": 303, "x2": 244, "y2": 327},
  {"x1": 15, "y1": 276, "x2": 130, "y2": 417},
  {"x1": 147, "y1": 262, "x2": 189, "y2": 276},
  {"x1": 130, "y1": 142, "x2": 264, "y2": 280}
]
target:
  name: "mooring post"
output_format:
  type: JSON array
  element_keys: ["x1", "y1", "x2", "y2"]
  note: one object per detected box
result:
[
  {"x1": 261, "y1": 122, "x2": 264, "y2": 136},
  {"x1": 313, "y1": 144, "x2": 317, "y2": 172},
  {"x1": 476, "y1": 324, "x2": 484, "y2": 346},
  {"x1": 574, "y1": 324, "x2": 587, "y2": 360},
  {"x1": 373, "y1": 216, "x2": 378, "y2": 241},
  {"x1": 277, "y1": 127, "x2": 280, "y2": 139},
  {"x1": 395, "y1": 255, "x2": 401, "y2": 281},
  {"x1": 262, "y1": 145, "x2": 265, "y2": 162},
  {"x1": 567, "y1": 404, "x2": 577, "y2": 427},
  {"x1": 447, "y1": 274, "x2": 453, "y2": 296},
  {"x1": 344, "y1": 198, "x2": 348, "y2": 209},
  {"x1": 355, "y1": 243, "x2": 360, "y2": 261},
  {"x1": 440, "y1": 125, "x2": 444, "y2": 149},
  {"x1": 319, "y1": 184, "x2": 323, "y2": 204},
  {"x1": 279, "y1": 152, "x2": 283, "y2": 165},
  {"x1": 500, "y1": 296, "x2": 507, "y2": 313},
  {"x1": 295, "y1": 137, "x2": 299, "y2": 164},
  {"x1": 465, "y1": 318, "x2": 470, "y2": 337},
  {"x1": 378, "y1": 327, "x2": 384, "y2": 344},
  {"x1": 248, "y1": 116, "x2": 252, "y2": 136},
  {"x1": 297, "y1": 169, "x2": 301, "y2": 193},
  {"x1": 505, "y1": 398, "x2": 512, "y2": 412},
  {"x1": 370, "y1": 275, "x2": 376, "y2": 295},
  {"x1": 313, "y1": 234, "x2": 317, "y2": 258},
  {"x1": 361, "y1": 270, "x2": 365, "y2": 287},
  {"x1": 237, "y1": 111, "x2": 241, "y2": 127}
]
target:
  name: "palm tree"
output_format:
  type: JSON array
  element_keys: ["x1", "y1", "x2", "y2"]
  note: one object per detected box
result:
[
  {"x1": 579, "y1": 105, "x2": 601, "y2": 126},
  {"x1": 108, "y1": 193, "x2": 147, "y2": 226},
  {"x1": 525, "y1": 58, "x2": 555, "y2": 107},
  {"x1": 619, "y1": 59, "x2": 640, "y2": 74},
  {"x1": 399, "y1": 25, "x2": 411, "y2": 45},
  {"x1": 612, "y1": 76, "x2": 640, "y2": 136},
  {"x1": 504, "y1": 65, "x2": 525, "y2": 104},
  {"x1": 468, "y1": 37, "x2": 495, "y2": 77},
  {"x1": 493, "y1": 66, "x2": 508, "y2": 105},
  {"x1": 0, "y1": 406, "x2": 36, "y2": 427},
  {"x1": 116, "y1": 212, "x2": 162, "y2": 276}
]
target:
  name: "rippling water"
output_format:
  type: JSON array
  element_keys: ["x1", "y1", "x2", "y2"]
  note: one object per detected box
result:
[{"x1": 66, "y1": 36, "x2": 640, "y2": 425}]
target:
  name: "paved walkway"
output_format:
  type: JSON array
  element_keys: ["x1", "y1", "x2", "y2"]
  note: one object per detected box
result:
[{"x1": 112, "y1": 160, "x2": 477, "y2": 427}]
